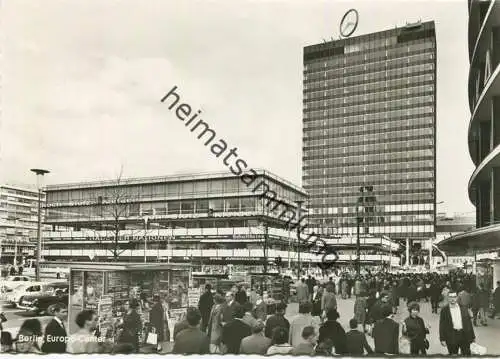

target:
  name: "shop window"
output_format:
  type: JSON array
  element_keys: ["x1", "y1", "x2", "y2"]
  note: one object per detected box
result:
[
  {"x1": 167, "y1": 201, "x2": 180, "y2": 215},
  {"x1": 180, "y1": 201, "x2": 194, "y2": 214}
]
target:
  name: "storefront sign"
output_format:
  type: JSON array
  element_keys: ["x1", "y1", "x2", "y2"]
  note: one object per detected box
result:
[
  {"x1": 76, "y1": 235, "x2": 175, "y2": 242},
  {"x1": 187, "y1": 288, "x2": 201, "y2": 307},
  {"x1": 46, "y1": 198, "x2": 136, "y2": 208}
]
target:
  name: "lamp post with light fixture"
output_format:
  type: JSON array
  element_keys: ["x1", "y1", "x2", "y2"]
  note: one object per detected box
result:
[
  {"x1": 31, "y1": 168, "x2": 50, "y2": 281},
  {"x1": 143, "y1": 216, "x2": 150, "y2": 263},
  {"x1": 295, "y1": 200, "x2": 304, "y2": 278}
]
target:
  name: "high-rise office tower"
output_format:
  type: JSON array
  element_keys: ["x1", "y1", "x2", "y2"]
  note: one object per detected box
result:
[{"x1": 302, "y1": 21, "x2": 437, "y2": 249}]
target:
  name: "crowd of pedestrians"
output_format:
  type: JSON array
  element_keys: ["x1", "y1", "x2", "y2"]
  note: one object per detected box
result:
[
  {"x1": 2, "y1": 269, "x2": 499, "y2": 355},
  {"x1": 170, "y1": 270, "x2": 498, "y2": 356}
]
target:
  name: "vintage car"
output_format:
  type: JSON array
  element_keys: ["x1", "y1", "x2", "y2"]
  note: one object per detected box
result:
[
  {"x1": 7, "y1": 281, "x2": 67, "y2": 307},
  {"x1": 0, "y1": 275, "x2": 32, "y2": 293},
  {"x1": 18, "y1": 285, "x2": 69, "y2": 315}
]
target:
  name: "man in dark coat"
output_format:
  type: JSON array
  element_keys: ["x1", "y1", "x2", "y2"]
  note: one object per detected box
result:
[
  {"x1": 265, "y1": 301, "x2": 289, "y2": 339},
  {"x1": 373, "y1": 305, "x2": 399, "y2": 354},
  {"x1": 311, "y1": 285, "x2": 323, "y2": 318},
  {"x1": 489, "y1": 281, "x2": 500, "y2": 319},
  {"x1": 439, "y1": 291, "x2": 475, "y2": 355},
  {"x1": 198, "y1": 284, "x2": 214, "y2": 332},
  {"x1": 368, "y1": 291, "x2": 390, "y2": 324},
  {"x1": 41, "y1": 304, "x2": 68, "y2": 353},
  {"x1": 222, "y1": 291, "x2": 241, "y2": 325},
  {"x1": 235, "y1": 285, "x2": 247, "y2": 305},
  {"x1": 221, "y1": 304, "x2": 251, "y2": 354},
  {"x1": 346, "y1": 318, "x2": 373, "y2": 355},
  {"x1": 429, "y1": 279, "x2": 442, "y2": 314},
  {"x1": 407, "y1": 283, "x2": 418, "y2": 303},
  {"x1": 172, "y1": 308, "x2": 210, "y2": 354},
  {"x1": 318, "y1": 309, "x2": 347, "y2": 354}
]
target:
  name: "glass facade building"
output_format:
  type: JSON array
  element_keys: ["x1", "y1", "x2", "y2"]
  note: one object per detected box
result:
[{"x1": 302, "y1": 21, "x2": 437, "y2": 245}]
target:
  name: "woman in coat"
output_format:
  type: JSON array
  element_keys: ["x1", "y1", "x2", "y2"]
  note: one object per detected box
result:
[
  {"x1": 341, "y1": 278, "x2": 348, "y2": 299},
  {"x1": 207, "y1": 294, "x2": 225, "y2": 353},
  {"x1": 149, "y1": 295, "x2": 165, "y2": 352},
  {"x1": 311, "y1": 285, "x2": 323, "y2": 319},
  {"x1": 353, "y1": 292, "x2": 368, "y2": 332},
  {"x1": 402, "y1": 302, "x2": 429, "y2": 355},
  {"x1": 118, "y1": 299, "x2": 142, "y2": 353},
  {"x1": 318, "y1": 309, "x2": 347, "y2": 355}
]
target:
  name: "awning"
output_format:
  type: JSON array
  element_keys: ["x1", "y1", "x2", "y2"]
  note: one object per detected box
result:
[{"x1": 438, "y1": 224, "x2": 500, "y2": 255}]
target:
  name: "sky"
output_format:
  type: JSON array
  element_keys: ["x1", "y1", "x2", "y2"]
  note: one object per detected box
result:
[{"x1": 1, "y1": 0, "x2": 475, "y2": 215}]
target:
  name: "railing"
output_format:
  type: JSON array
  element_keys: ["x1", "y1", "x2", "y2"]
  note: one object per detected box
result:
[
  {"x1": 44, "y1": 227, "x2": 400, "y2": 249},
  {"x1": 41, "y1": 247, "x2": 399, "y2": 264}
]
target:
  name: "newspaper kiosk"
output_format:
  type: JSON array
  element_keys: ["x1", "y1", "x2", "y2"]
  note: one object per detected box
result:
[{"x1": 66, "y1": 262, "x2": 191, "y2": 352}]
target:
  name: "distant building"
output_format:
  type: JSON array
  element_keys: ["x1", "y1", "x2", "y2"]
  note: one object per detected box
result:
[
  {"x1": 302, "y1": 21, "x2": 437, "y2": 251},
  {"x1": 435, "y1": 213, "x2": 476, "y2": 242},
  {"x1": 433, "y1": 213, "x2": 476, "y2": 268},
  {"x1": 0, "y1": 184, "x2": 40, "y2": 264}
]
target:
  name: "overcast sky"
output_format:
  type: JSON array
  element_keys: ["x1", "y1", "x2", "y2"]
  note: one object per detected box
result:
[{"x1": 1, "y1": 0, "x2": 474, "y2": 215}]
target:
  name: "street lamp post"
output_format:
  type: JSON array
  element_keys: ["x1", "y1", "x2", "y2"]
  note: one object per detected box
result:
[
  {"x1": 262, "y1": 222, "x2": 269, "y2": 274},
  {"x1": 31, "y1": 168, "x2": 49, "y2": 281},
  {"x1": 143, "y1": 216, "x2": 149, "y2": 263},
  {"x1": 356, "y1": 187, "x2": 365, "y2": 275},
  {"x1": 295, "y1": 200, "x2": 304, "y2": 279},
  {"x1": 356, "y1": 205, "x2": 362, "y2": 275}
]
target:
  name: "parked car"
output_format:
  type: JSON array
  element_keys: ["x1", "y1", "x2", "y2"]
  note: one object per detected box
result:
[
  {"x1": 18, "y1": 285, "x2": 69, "y2": 315},
  {"x1": 0, "y1": 276, "x2": 32, "y2": 292},
  {"x1": 6, "y1": 281, "x2": 66, "y2": 307}
]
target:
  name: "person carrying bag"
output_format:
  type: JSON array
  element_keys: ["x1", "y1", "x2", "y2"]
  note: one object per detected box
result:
[
  {"x1": 146, "y1": 326, "x2": 158, "y2": 346},
  {"x1": 402, "y1": 302, "x2": 429, "y2": 355}
]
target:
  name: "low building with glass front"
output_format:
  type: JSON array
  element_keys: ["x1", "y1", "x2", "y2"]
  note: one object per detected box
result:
[{"x1": 41, "y1": 170, "x2": 399, "y2": 271}]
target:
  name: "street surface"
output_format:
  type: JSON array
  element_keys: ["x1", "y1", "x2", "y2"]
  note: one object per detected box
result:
[
  {"x1": 2, "y1": 296, "x2": 500, "y2": 355},
  {"x1": 1, "y1": 301, "x2": 52, "y2": 338}
]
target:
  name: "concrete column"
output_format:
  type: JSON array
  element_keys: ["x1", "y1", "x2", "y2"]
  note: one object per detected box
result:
[
  {"x1": 494, "y1": 168, "x2": 500, "y2": 223},
  {"x1": 491, "y1": 169, "x2": 495, "y2": 225},
  {"x1": 406, "y1": 238, "x2": 410, "y2": 266},
  {"x1": 492, "y1": 26, "x2": 500, "y2": 70},
  {"x1": 493, "y1": 260, "x2": 500, "y2": 290},
  {"x1": 493, "y1": 97, "x2": 500, "y2": 148}
]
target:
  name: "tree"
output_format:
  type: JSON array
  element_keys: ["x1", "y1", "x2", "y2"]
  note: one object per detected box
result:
[{"x1": 89, "y1": 167, "x2": 145, "y2": 261}]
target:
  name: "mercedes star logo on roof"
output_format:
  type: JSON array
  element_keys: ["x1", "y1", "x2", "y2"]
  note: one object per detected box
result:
[{"x1": 340, "y1": 9, "x2": 359, "y2": 38}]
